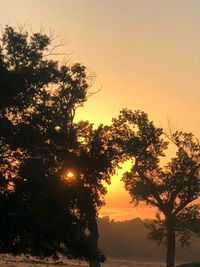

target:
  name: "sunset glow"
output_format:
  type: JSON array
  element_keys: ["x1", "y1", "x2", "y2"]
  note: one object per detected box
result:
[{"x1": 1, "y1": 0, "x2": 199, "y2": 221}]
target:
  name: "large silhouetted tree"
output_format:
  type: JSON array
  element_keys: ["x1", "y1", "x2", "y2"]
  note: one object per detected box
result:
[
  {"x1": 0, "y1": 25, "x2": 120, "y2": 267},
  {"x1": 0, "y1": 25, "x2": 103, "y2": 261},
  {"x1": 112, "y1": 109, "x2": 200, "y2": 267}
]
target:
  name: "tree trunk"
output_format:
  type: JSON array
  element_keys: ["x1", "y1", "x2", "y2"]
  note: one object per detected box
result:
[
  {"x1": 166, "y1": 217, "x2": 176, "y2": 267},
  {"x1": 88, "y1": 217, "x2": 101, "y2": 267},
  {"x1": 89, "y1": 260, "x2": 101, "y2": 267}
]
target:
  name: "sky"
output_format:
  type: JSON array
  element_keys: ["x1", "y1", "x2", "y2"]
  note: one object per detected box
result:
[{"x1": 1, "y1": 0, "x2": 200, "y2": 220}]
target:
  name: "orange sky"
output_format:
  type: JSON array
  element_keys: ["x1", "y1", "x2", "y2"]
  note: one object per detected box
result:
[
  {"x1": 100, "y1": 162, "x2": 157, "y2": 221},
  {"x1": 1, "y1": 0, "x2": 200, "y2": 220}
]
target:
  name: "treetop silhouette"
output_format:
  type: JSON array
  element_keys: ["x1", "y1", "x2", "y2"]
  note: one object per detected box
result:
[{"x1": 112, "y1": 109, "x2": 200, "y2": 267}]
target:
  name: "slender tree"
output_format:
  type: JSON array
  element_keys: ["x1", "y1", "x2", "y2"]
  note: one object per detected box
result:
[{"x1": 112, "y1": 109, "x2": 200, "y2": 267}]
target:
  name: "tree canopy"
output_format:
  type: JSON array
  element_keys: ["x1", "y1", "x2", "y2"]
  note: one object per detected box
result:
[
  {"x1": 0, "y1": 25, "x2": 106, "y2": 262},
  {"x1": 112, "y1": 109, "x2": 200, "y2": 267}
]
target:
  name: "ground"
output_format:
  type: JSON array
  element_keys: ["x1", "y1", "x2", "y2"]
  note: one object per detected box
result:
[{"x1": 0, "y1": 255, "x2": 165, "y2": 267}]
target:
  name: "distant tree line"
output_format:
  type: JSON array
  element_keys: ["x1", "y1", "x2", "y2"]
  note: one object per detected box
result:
[
  {"x1": 98, "y1": 217, "x2": 200, "y2": 263},
  {"x1": 0, "y1": 25, "x2": 199, "y2": 267}
]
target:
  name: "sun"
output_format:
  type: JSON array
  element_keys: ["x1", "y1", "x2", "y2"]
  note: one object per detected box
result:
[
  {"x1": 66, "y1": 171, "x2": 74, "y2": 178},
  {"x1": 64, "y1": 170, "x2": 76, "y2": 181}
]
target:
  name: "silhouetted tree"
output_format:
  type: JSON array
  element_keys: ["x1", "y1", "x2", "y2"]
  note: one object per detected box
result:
[
  {"x1": 112, "y1": 109, "x2": 200, "y2": 267},
  {"x1": 0, "y1": 25, "x2": 120, "y2": 267},
  {"x1": 0, "y1": 25, "x2": 99, "y2": 261}
]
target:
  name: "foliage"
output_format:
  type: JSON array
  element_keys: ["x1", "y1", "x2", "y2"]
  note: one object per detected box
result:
[
  {"x1": 0, "y1": 25, "x2": 121, "y2": 266},
  {"x1": 0, "y1": 25, "x2": 102, "y2": 260},
  {"x1": 146, "y1": 204, "x2": 200, "y2": 248},
  {"x1": 112, "y1": 109, "x2": 200, "y2": 267}
]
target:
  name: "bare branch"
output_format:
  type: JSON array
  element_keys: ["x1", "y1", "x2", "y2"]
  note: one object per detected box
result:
[{"x1": 87, "y1": 86, "x2": 102, "y2": 98}]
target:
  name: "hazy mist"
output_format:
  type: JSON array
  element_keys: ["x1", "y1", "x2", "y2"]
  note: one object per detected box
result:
[{"x1": 98, "y1": 217, "x2": 200, "y2": 262}]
